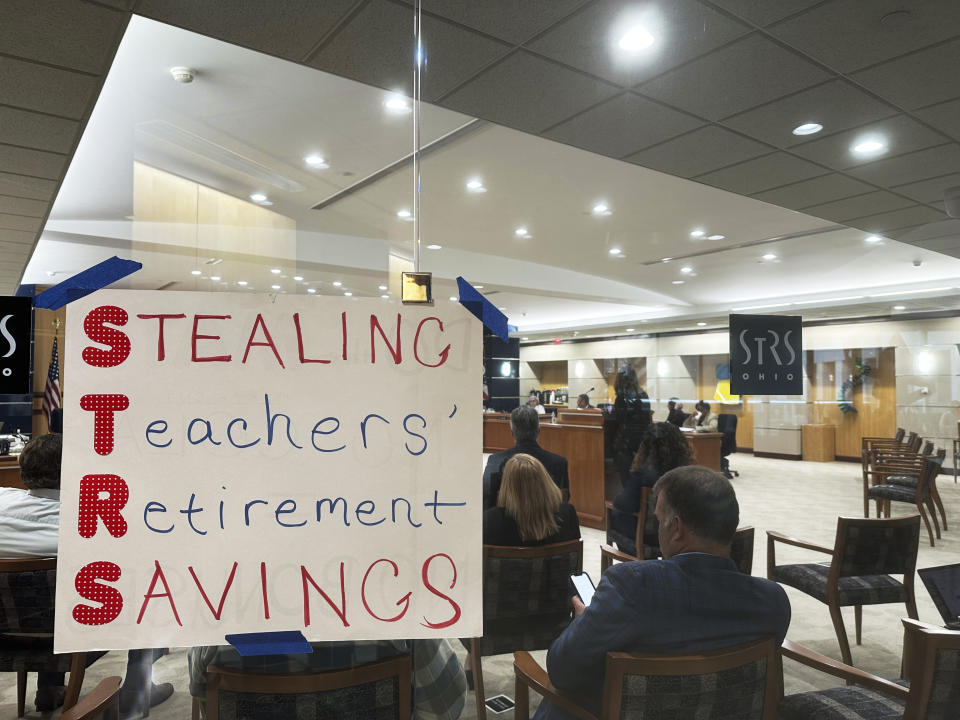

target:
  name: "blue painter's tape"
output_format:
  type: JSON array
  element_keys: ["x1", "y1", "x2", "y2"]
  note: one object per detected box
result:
[
  {"x1": 456, "y1": 277, "x2": 509, "y2": 343},
  {"x1": 15, "y1": 284, "x2": 34, "y2": 298},
  {"x1": 225, "y1": 630, "x2": 312, "y2": 657},
  {"x1": 34, "y1": 256, "x2": 142, "y2": 310}
]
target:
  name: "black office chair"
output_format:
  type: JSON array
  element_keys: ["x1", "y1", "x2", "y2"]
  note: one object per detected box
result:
[{"x1": 717, "y1": 413, "x2": 739, "y2": 479}]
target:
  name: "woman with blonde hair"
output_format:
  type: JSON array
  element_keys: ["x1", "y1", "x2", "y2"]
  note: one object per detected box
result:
[{"x1": 483, "y1": 453, "x2": 580, "y2": 546}]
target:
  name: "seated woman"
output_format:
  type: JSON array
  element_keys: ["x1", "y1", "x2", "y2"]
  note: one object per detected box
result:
[
  {"x1": 483, "y1": 453, "x2": 581, "y2": 546},
  {"x1": 609, "y1": 422, "x2": 693, "y2": 557}
]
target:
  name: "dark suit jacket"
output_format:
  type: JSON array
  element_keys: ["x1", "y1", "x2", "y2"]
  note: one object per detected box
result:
[
  {"x1": 535, "y1": 553, "x2": 791, "y2": 719},
  {"x1": 482, "y1": 441, "x2": 569, "y2": 509},
  {"x1": 483, "y1": 503, "x2": 581, "y2": 546}
]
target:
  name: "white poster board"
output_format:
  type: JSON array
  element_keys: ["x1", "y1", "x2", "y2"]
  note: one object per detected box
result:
[{"x1": 55, "y1": 290, "x2": 482, "y2": 652}]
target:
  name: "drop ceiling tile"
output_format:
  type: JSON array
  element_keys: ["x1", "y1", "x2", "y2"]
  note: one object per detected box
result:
[
  {"x1": 0, "y1": 172, "x2": 58, "y2": 201},
  {"x1": 696, "y1": 151, "x2": 827, "y2": 194},
  {"x1": 846, "y1": 205, "x2": 948, "y2": 233},
  {"x1": 768, "y1": 0, "x2": 960, "y2": 73},
  {"x1": 0, "y1": 213, "x2": 41, "y2": 233},
  {"x1": 0, "y1": 196, "x2": 48, "y2": 217},
  {"x1": 0, "y1": 107, "x2": 78, "y2": 154},
  {"x1": 0, "y1": 0, "x2": 125, "y2": 74},
  {"x1": 789, "y1": 115, "x2": 948, "y2": 170},
  {"x1": 528, "y1": 0, "x2": 749, "y2": 87},
  {"x1": 0, "y1": 56, "x2": 100, "y2": 119},
  {"x1": 0, "y1": 229, "x2": 37, "y2": 245},
  {"x1": 636, "y1": 34, "x2": 831, "y2": 121},
  {"x1": 0, "y1": 145, "x2": 66, "y2": 181},
  {"x1": 411, "y1": 0, "x2": 589, "y2": 45},
  {"x1": 623, "y1": 125, "x2": 772, "y2": 177},
  {"x1": 802, "y1": 190, "x2": 914, "y2": 223},
  {"x1": 707, "y1": 0, "x2": 825, "y2": 27},
  {"x1": 308, "y1": 0, "x2": 510, "y2": 101},
  {"x1": 848, "y1": 144, "x2": 960, "y2": 187},
  {"x1": 544, "y1": 93, "x2": 704, "y2": 158},
  {"x1": 441, "y1": 50, "x2": 620, "y2": 133},
  {"x1": 751, "y1": 173, "x2": 875, "y2": 209},
  {"x1": 892, "y1": 173, "x2": 960, "y2": 205},
  {"x1": 852, "y1": 38, "x2": 960, "y2": 111},
  {"x1": 915, "y1": 98, "x2": 960, "y2": 143},
  {"x1": 137, "y1": 0, "x2": 356, "y2": 62},
  {"x1": 721, "y1": 80, "x2": 898, "y2": 148}
]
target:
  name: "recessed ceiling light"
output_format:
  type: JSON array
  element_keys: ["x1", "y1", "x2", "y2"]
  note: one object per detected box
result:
[
  {"x1": 343, "y1": 291, "x2": 353, "y2": 296},
  {"x1": 762, "y1": 253, "x2": 778, "y2": 261},
  {"x1": 792, "y1": 123, "x2": 823, "y2": 136},
  {"x1": 293, "y1": 275, "x2": 303, "y2": 282},
  {"x1": 332, "y1": 281, "x2": 342, "y2": 287},
  {"x1": 592, "y1": 202, "x2": 611, "y2": 215},
  {"x1": 378, "y1": 284, "x2": 388, "y2": 291},
  {"x1": 383, "y1": 93, "x2": 412, "y2": 114},
  {"x1": 474, "y1": 284, "x2": 484, "y2": 289},
  {"x1": 893, "y1": 305, "x2": 906, "y2": 310},
  {"x1": 449, "y1": 296, "x2": 458, "y2": 302},
  {"x1": 498, "y1": 307, "x2": 507, "y2": 311},
  {"x1": 270, "y1": 268, "x2": 281, "y2": 274},
  {"x1": 304, "y1": 154, "x2": 328, "y2": 168},
  {"x1": 672, "y1": 280, "x2": 685, "y2": 285},
  {"x1": 250, "y1": 192, "x2": 268, "y2": 203},
  {"x1": 210, "y1": 275, "x2": 220, "y2": 281},
  {"x1": 680, "y1": 266, "x2": 693, "y2": 274},
  {"x1": 427, "y1": 244, "x2": 442, "y2": 250},
  {"x1": 237, "y1": 280, "x2": 248, "y2": 286},
  {"x1": 190, "y1": 269, "x2": 201, "y2": 276},
  {"x1": 609, "y1": 247, "x2": 622, "y2": 256},
  {"x1": 521, "y1": 336, "x2": 529, "y2": 341},
  {"x1": 690, "y1": 229, "x2": 705, "y2": 238},
  {"x1": 205, "y1": 257, "x2": 223, "y2": 265},
  {"x1": 661, "y1": 257, "x2": 672, "y2": 263},
  {"x1": 307, "y1": 288, "x2": 317, "y2": 294},
  {"x1": 851, "y1": 136, "x2": 888, "y2": 156},
  {"x1": 865, "y1": 235, "x2": 883, "y2": 244},
  {"x1": 697, "y1": 322, "x2": 707, "y2": 326},
  {"x1": 271, "y1": 284, "x2": 280, "y2": 290},
  {"x1": 618, "y1": 24, "x2": 655, "y2": 52},
  {"x1": 626, "y1": 328, "x2": 635, "y2": 332},
  {"x1": 707, "y1": 234, "x2": 725, "y2": 241},
  {"x1": 515, "y1": 227, "x2": 530, "y2": 238},
  {"x1": 466, "y1": 178, "x2": 486, "y2": 193},
  {"x1": 381, "y1": 294, "x2": 389, "y2": 299},
  {"x1": 396, "y1": 209, "x2": 412, "y2": 220}
]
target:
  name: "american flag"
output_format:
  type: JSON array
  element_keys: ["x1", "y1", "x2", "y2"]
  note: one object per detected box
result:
[{"x1": 42, "y1": 337, "x2": 61, "y2": 426}]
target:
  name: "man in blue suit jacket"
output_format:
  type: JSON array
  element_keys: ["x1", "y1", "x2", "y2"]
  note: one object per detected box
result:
[
  {"x1": 536, "y1": 465, "x2": 790, "y2": 719},
  {"x1": 482, "y1": 405, "x2": 569, "y2": 509}
]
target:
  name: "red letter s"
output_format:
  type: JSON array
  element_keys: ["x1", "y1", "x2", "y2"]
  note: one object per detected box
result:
[
  {"x1": 82, "y1": 306, "x2": 131, "y2": 368},
  {"x1": 73, "y1": 561, "x2": 123, "y2": 626},
  {"x1": 420, "y1": 553, "x2": 461, "y2": 629}
]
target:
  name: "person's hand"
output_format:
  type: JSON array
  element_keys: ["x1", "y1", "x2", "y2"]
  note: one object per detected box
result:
[{"x1": 571, "y1": 595, "x2": 586, "y2": 617}]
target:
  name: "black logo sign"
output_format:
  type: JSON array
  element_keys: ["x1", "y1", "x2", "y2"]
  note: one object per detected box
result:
[
  {"x1": 0, "y1": 297, "x2": 33, "y2": 395},
  {"x1": 729, "y1": 314, "x2": 802, "y2": 395}
]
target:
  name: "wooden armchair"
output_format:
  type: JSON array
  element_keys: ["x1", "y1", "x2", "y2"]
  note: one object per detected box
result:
[
  {"x1": 863, "y1": 450, "x2": 943, "y2": 546},
  {"x1": 513, "y1": 637, "x2": 780, "y2": 720},
  {"x1": 202, "y1": 655, "x2": 411, "y2": 720},
  {"x1": 599, "y1": 493, "x2": 658, "y2": 572},
  {"x1": 0, "y1": 558, "x2": 100, "y2": 717},
  {"x1": 602, "y1": 523, "x2": 754, "y2": 576},
  {"x1": 780, "y1": 618, "x2": 960, "y2": 719},
  {"x1": 60, "y1": 677, "x2": 122, "y2": 720},
  {"x1": 767, "y1": 516, "x2": 920, "y2": 666},
  {"x1": 470, "y1": 539, "x2": 583, "y2": 720}
]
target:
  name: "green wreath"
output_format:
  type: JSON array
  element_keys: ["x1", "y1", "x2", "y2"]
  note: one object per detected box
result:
[{"x1": 838, "y1": 359, "x2": 872, "y2": 414}]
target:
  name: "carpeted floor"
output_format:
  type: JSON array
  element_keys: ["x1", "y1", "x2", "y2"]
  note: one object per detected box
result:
[{"x1": 3, "y1": 452, "x2": 958, "y2": 718}]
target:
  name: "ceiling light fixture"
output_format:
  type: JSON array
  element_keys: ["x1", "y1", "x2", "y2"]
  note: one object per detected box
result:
[
  {"x1": 690, "y1": 229, "x2": 705, "y2": 238},
  {"x1": 304, "y1": 154, "x2": 328, "y2": 168},
  {"x1": 427, "y1": 244, "x2": 442, "y2": 250},
  {"x1": 515, "y1": 227, "x2": 531, "y2": 238},
  {"x1": 307, "y1": 288, "x2": 317, "y2": 294},
  {"x1": 344, "y1": 291, "x2": 353, "y2": 296},
  {"x1": 592, "y1": 202, "x2": 611, "y2": 215},
  {"x1": 672, "y1": 280, "x2": 685, "y2": 285},
  {"x1": 210, "y1": 275, "x2": 221, "y2": 281},
  {"x1": 249, "y1": 192, "x2": 268, "y2": 203},
  {"x1": 237, "y1": 280, "x2": 248, "y2": 286},
  {"x1": 378, "y1": 284, "x2": 388, "y2": 291},
  {"x1": 618, "y1": 24, "x2": 656, "y2": 52},
  {"x1": 893, "y1": 305, "x2": 906, "y2": 310},
  {"x1": 707, "y1": 234, "x2": 725, "y2": 241},
  {"x1": 680, "y1": 266, "x2": 693, "y2": 274},
  {"x1": 851, "y1": 136, "x2": 888, "y2": 156},
  {"x1": 396, "y1": 209, "x2": 413, "y2": 220},
  {"x1": 191, "y1": 269, "x2": 202, "y2": 276},
  {"x1": 521, "y1": 336, "x2": 529, "y2": 341},
  {"x1": 449, "y1": 296, "x2": 458, "y2": 302},
  {"x1": 271, "y1": 284, "x2": 281, "y2": 290},
  {"x1": 270, "y1": 268, "x2": 281, "y2": 274},
  {"x1": 332, "y1": 281, "x2": 342, "y2": 287},
  {"x1": 697, "y1": 322, "x2": 707, "y2": 326},
  {"x1": 383, "y1": 93, "x2": 412, "y2": 115},
  {"x1": 293, "y1": 276, "x2": 303, "y2": 282},
  {"x1": 762, "y1": 253, "x2": 778, "y2": 261},
  {"x1": 474, "y1": 285, "x2": 484, "y2": 289},
  {"x1": 661, "y1": 257, "x2": 672, "y2": 262},
  {"x1": 381, "y1": 294, "x2": 389, "y2": 299},
  {"x1": 792, "y1": 122, "x2": 823, "y2": 136},
  {"x1": 609, "y1": 247, "x2": 623, "y2": 256},
  {"x1": 466, "y1": 178, "x2": 486, "y2": 193},
  {"x1": 864, "y1": 235, "x2": 883, "y2": 244},
  {"x1": 625, "y1": 328, "x2": 635, "y2": 332}
]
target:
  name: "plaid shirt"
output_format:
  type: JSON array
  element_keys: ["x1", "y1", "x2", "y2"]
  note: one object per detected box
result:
[{"x1": 189, "y1": 638, "x2": 465, "y2": 720}]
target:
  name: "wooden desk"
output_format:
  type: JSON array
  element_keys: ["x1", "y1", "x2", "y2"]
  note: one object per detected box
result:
[
  {"x1": 684, "y1": 432, "x2": 723, "y2": 472},
  {"x1": 557, "y1": 409, "x2": 603, "y2": 426},
  {"x1": 0, "y1": 455, "x2": 22, "y2": 488},
  {"x1": 483, "y1": 414, "x2": 605, "y2": 529}
]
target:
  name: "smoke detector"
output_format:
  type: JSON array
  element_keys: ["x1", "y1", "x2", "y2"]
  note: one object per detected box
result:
[{"x1": 169, "y1": 66, "x2": 196, "y2": 83}]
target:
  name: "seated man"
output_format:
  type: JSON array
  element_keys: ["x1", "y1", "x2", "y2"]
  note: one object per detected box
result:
[
  {"x1": 665, "y1": 398, "x2": 687, "y2": 427},
  {"x1": 188, "y1": 638, "x2": 466, "y2": 719},
  {"x1": 527, "y1": 393, "x2": 546, "y2": 414},
  {"x1": 576, "y1": 394, "x2": 592, "y2": 410},
  {"x1": 536, "y1": 465, "x2": 790, "y2": 719},
  {"x1": 683, "y1": 400, "x2": 718, "y2": 432},
  {"x1": 0, "y1": 434, "x2": 174, "y2": 715},
  {"x1": 482, "y1": 405, "x2": 569, "y2": 509}
]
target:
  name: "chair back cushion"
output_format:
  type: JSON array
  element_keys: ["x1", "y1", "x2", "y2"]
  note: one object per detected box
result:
[
  {"x1": 215, "y1": 679, "x2": 401, "y2": 720},
  {"x1": 717, "y1": 414, "x2": 738, "y2": 455},
  {"x1": 0, "y1": 567, "x2": 56, "y2": 633},
  {"x1": 481, "y1": 542, "x2": 582, "y2": 655},
  {"x1": 834, "y1": 516, "x2": 920, "y2": 578}
]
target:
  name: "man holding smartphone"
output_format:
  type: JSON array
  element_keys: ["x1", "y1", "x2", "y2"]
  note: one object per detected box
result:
[{"x1": 536, "y1": 466, "x2": 790, "y2": 720}]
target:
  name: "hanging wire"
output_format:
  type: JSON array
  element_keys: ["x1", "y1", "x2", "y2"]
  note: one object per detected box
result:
[{"x1": 413, "y1": 0, "x2": 423, "y2": 272}]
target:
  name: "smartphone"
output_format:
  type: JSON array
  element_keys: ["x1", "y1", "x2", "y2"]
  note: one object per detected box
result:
[{"x1": 570, "y1": 572, "x2": 596, "y2": 606}]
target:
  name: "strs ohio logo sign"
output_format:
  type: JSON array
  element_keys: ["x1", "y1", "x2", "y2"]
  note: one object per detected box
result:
[{"x1": 729, "y1": 314, "x2": 803, "y2": 395}]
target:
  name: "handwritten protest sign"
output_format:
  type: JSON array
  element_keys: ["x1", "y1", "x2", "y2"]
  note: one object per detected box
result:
[{"x1": 55, "y1": 290, "x2": 482, "y2": 652}]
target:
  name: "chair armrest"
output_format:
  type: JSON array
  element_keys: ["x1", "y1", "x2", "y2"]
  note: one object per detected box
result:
[
  {"x1": 59, "y1": 676, "x2": 122, "y2": 720},
  {"x1": 513, "y1": 652, "x2": 599, "y2": 720},
  {"x1": 600, "y1": 543, "x2": 639, "y2": 568},
  {"x1": 766, "y1": 531, "x2": 834, "y2": 556},
  {"x1": 781, "y1": 640, "x2": 908, "y2": 700}
]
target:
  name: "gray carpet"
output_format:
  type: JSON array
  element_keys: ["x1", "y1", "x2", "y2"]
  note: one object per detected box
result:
[{"x1": 3, "y1": 453, "x2": 957, "y2": 718}]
